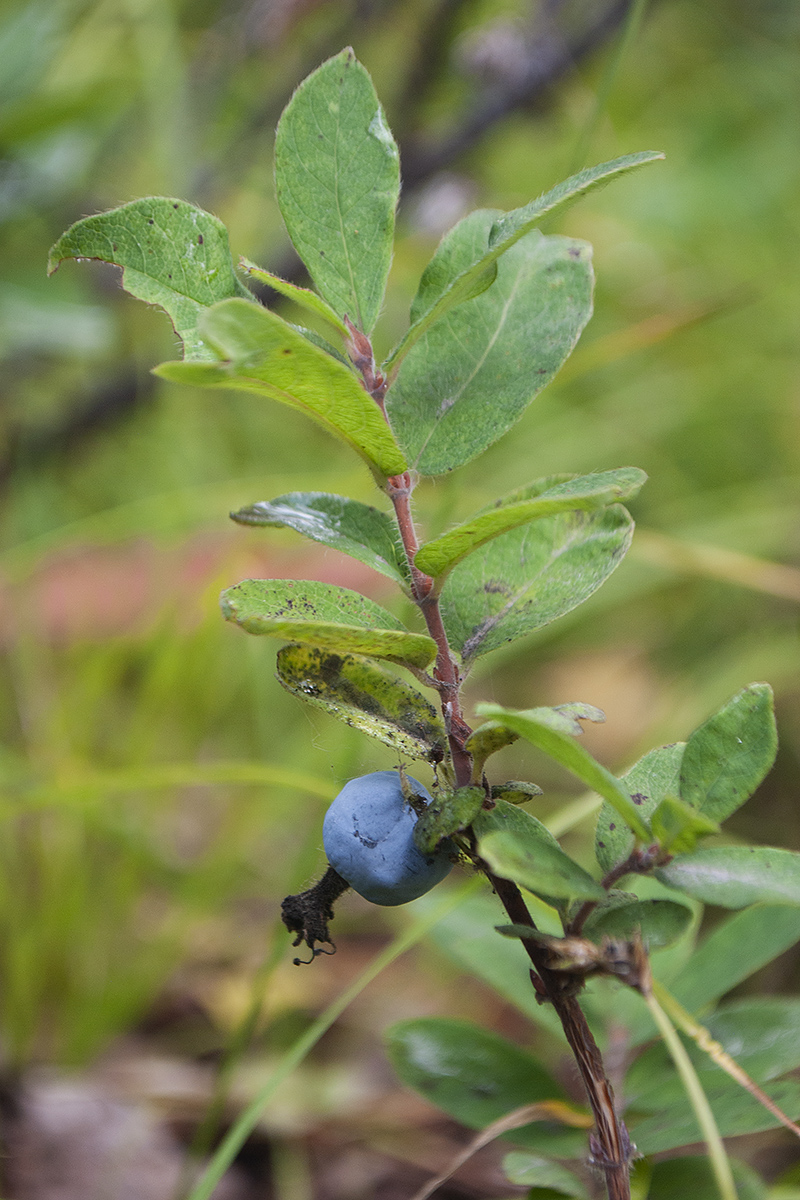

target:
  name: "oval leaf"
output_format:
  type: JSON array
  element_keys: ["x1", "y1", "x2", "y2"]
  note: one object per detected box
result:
[
  {"x1": 385, "y1": 1017, "x2": 582, "y2": 1157},
  {"x1": 657, "y1": 845, "x2": 800, "y2": 908},
  {"x1": 475, "y1": 798, "x2": 604, "y2": 903},
  {"x1": 220, "y1": 579, "x2": 435, "y2": 669},
  {"x1": 154, "y1": 299, "x2": 407, "y2": 477},
  {"x1": 47, "y1": 198, "x2": 252, "y2": 360},
  {"x1": 669, "y1": 904, "x2": 800, "y2": 1015},
  {"x1": 596, "y1": 743, "x2": 685, "y2": 873},
  {"x1": 679, "y1": 683, "x2": 777, "y2": 823},
  {"x1": 385, "y1": 231, "x2": 593, "y2": 476},
  {"x1": 276, "y1": 644, "x2": 446, "y2": 761},
  {"x1": 646, "y1": 1157, "x2": 766, "y2": 1200},
  {"x1": 384, "y1": 151, "x2": 664, "y2": 374},
  {"x1": 582, "y1": 893, "x2": 692, "y2": 949},
  {"x1": 441, "y1": 505, "x2": 634, "y2": 662},
  {"x1": 476, "y1": 704, "x2": 651, "y2": 841},
  {"x1": 629, "y1": 1073, "x2": 800, "y2": 1155},
  {"x1": 231, "y1": 492, "x2": 410, "y2": 588},
  {"x1": 503, "y1": 1151, "x2": 588, "y2": 1198},
  {"x1": 415, "y1": 468, "x2": 647, "y2": 579},
  {"x1": 274, "y1": 48, "x2": 399, "y2": 334}
]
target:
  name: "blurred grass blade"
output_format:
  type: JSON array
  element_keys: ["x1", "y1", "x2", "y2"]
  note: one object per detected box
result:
[
  {"x1": 652, "y1": 981, "x2": 800, "y2": 1141},
  {"x1": 184, "y1": 879, "x2": 481, "y2": 1200},
  {"x1": 632, "y1": 530, "x2": 800, "y2": 603},
  {"x1": 643, "y1": 987, "x2": 738, "y2": 1200}
]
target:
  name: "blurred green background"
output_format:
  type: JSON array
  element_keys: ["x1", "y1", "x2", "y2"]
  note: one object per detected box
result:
[{"x1": 0, "y1": 0, "x2": 798, "y2": 1190}]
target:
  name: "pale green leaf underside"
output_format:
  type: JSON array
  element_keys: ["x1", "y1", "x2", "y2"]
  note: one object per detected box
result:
[
  {"x1": 276, "y1": 644, "x2": 446, "y2": 761},
  {"x1": 657, "y1": 845, "x2": 800, "y2": 908},
  {"x1": 384, "y1": 150, "x2": 663, "y2": 374},
  {"x1": 479, "y1": 828, "x2": 604, "y2": 901},
  {"x1": 440, "y1": 504, "x2": 634, "y2": 662},
  {"x1": 386, "y1": 229, "x2": 593, "y2": 475},
  {"x1": 47, "y1": 197, "x2": 251, "y2": 360},
  {"x1": 274, "y1": 47, "x2": 399, "y2": 333},
  {"x1": 475, "y1": 704, "x2": 651, "y2": 841},
  {"x1": 230, "y1": 491, "x2": 410, "y2": 588},
  {"x1": 596, "y1": 743, "x2": 686, "y2": 873},
  {"x1": 154, "y1": 299, "x2": 407, "y2": 477},
  {"x1": 239, "y1": 257, "x2": 349, "y2": 336},
  {"x1": 416, "y1": 468, "x2": 646, "y2": 579},
  {"x1": 220, "y1": 578, "x2": 436, "y2": 669},
  {"x1": 679, "y1": 683, "x2": 777, "y2": 823},
  {"x1": 473, "y1": 797, "x2": 601, "y2": 905}
]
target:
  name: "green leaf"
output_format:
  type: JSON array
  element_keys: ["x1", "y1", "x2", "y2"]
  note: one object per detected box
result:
[
  {"x1": 475, "y1": 798, "x2": 604, "y2": 903},
  {"x1": 274, "y1": 47, "x2": 399, "y2": 333},
  {"x1": 239, "y1": 258, "x2": 349, "y2": 336},
  {"x1": 384, "y1": 152, "x2": 664, "y2": 374},
  {"x1": 669, "y1": 905, "x2": 800, "y2": 1014},
  {"x1": 657, "y1": 846, "x2": 800, "y2": 908},
  {"x1": 408, "y1": 208, "x2": 501, "y2": 327},
  {"x1": 230, "y1": 492, "x2": 410, "y2": 588},
  {"x1": 581, "y1": 892, "x2": 693, "y2": 949},
  {"x1": 646, "y1": 1157, "x2": 766, "y2": 1200},
  {"x1": 220, "y1": 579, "x2": 436, "y2": 669},
  {"x1": 411, "y1": 887, "x2": 565, "y2": 1038},
  {"x1": 651, "y1": 796, "x2": 719, "y2": 854},
  {"x1": 385, "y1": 231, "x2": 593, "y2": 475},
  {"x1": 628, "y1": 1072, "x2": 800, "y2": 1155},
  {"x1": 596, "y1": 743, "x2": 685, "y2": 873},
  {"x1": 489, "y1": 152, "x2": 665, "y2": 247},
  {"x1": 626, "y1": 998, "x2": 800, "y2": 1101},
  {"x1": 413, "y1": 786, "x2": 484, "y2": 854},
  {"x1": 491, "y1": 780, "x2": 544, "y2": 804},
  {"x1": 154, "y1": 299, "x2": 407, "y2": 478},
  {"x1": 464, "y1": 721, "x2": 519, "y2": 776},
  {"x1": 47, "y1": 198, "x2": 252, "y2": 360},
  {"x1": 441, "y1": 503, "x2": 634, "y2": 661},
  {"x1": 415, "y1": 468, "x2": 647, "y2": 580},
  {"x1": 680, "y1": 684, "x2": 777, "y2": 823},
  {"x1": 475, "y1": 704, "x2": 651, "y2": 841},
  {"x1": 275, "y1": 645, "x2": 446, "y2": 762},
  {"x1": 385, "y1": 1017, "x2": 583, "y2": 1157},
  {"x1": 503, "y1": 1151, "x2": 588, "y2": 1198}
]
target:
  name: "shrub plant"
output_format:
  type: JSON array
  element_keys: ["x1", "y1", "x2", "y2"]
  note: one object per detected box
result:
[{"x1": 49, "y1": 48, "x2": 799, "y2": 1200}]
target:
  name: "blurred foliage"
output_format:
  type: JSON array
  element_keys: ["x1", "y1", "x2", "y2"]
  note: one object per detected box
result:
[{"x1": 0, "y1": 0, "x2": 798, "y2": 1188}]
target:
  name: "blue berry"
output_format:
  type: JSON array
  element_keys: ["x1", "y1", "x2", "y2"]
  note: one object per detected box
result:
[{"x1": 323, "y1": 771, "x2": 454, "y2": 905}]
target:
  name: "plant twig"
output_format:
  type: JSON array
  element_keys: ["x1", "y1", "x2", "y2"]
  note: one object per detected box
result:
[
  {"x1": 409, "y1": 1099, "x2": 593, "y2": 1200},
  {"x1": 355, "y1": 330, "x2": 635, "y2": 1200}
]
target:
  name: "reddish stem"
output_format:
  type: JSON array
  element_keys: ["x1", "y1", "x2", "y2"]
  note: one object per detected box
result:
[{"x1": 352, "y1": 329, "x2": 632, "y2": 1199}]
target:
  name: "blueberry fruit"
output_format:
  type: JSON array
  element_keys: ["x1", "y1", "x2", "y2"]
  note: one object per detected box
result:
[{"x1": 322, "y1": 771, "x2": 454, "y2": 906}]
